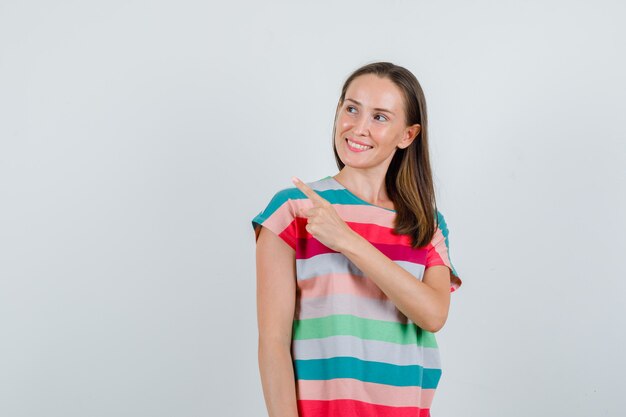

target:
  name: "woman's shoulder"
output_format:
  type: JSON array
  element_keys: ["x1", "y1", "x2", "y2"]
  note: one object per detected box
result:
[
  {"x1": 268, "y1": 176, "x2": 335, "y2": 202},
  {"x1": 434, "y1": 208, "x2": 451, "y2": 233}
]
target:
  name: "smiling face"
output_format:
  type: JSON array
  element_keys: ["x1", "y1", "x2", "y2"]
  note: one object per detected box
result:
[{"x1": 334, "y1": 73, "x2": 421, "y2": 174}]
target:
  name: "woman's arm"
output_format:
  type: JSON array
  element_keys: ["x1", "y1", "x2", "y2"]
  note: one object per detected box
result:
[
  {"x1": 341, "y1": 236, "x2": 451, "y2": 332},
  {"x1": 291, "y1": 177, "x2": 451, "y2": 333},
  {"x1": 256, "y1": 227, "x2": 299, "y2": 417}
]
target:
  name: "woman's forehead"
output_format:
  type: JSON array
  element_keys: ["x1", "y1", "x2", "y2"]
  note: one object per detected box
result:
[{"x1": 345, "y1": 74, "x2": 404, "y2": 111}]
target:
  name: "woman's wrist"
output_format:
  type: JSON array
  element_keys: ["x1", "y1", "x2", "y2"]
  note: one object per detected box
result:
[{"x1": 338, "y1": 228, "x2": 367, "y2": 256}]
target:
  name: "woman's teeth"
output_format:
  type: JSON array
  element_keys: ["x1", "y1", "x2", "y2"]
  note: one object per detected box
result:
[{"x1": 347, "y1": 139, "x2": 372, "y2": 150}]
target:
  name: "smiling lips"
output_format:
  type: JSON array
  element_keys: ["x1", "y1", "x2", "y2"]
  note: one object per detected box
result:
[{"x1": 346, "y1": 138, "x2": 373, "y2": 152}]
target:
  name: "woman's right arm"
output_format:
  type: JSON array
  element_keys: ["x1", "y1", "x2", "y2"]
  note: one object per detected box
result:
[{"x1": 256, "y1": 226, "x2": 299, "y2": 417}]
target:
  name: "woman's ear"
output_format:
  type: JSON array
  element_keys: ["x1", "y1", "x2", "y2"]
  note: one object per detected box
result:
[{"x1": 399, "y1": 123, "x2": 421, "y2": 149}]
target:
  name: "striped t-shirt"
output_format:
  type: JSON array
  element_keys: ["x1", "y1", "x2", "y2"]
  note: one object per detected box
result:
[{"x1": 252, "y1": 175, "x2": 461, "y2": 417}]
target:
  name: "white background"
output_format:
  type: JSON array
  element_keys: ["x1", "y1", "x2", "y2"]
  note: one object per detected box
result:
[{"x1": 1, "y1": 1, "x2": 625, "y2": 416}]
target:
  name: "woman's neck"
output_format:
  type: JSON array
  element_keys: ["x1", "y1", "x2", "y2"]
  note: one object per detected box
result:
[{"x1": 333, "y1": 167, "x2": 394, "y2": 209}]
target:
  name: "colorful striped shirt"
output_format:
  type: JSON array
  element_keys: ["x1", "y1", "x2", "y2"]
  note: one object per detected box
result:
[{"x1": 251, "y1": 175, "x2": 461, "y2": 417}]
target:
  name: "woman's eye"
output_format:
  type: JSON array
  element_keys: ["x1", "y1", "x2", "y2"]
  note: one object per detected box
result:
[
  {"x1": 347, "y1": 106, "x2": 357, "y2": 113},
  {"x1": 375, "y1": 114, "x2": 388, "y2": 122}
]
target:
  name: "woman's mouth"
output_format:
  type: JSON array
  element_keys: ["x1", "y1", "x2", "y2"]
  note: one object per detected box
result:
[{"x1": 346, "y1": 138, "x2": 373, "y2": 152}]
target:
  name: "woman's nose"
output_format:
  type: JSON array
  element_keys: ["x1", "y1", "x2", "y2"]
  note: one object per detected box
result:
[{"x1": 353, "y1": 114, "x2": 370, "y2": 136}]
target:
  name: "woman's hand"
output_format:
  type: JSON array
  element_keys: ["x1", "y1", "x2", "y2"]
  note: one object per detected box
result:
[{"x1": 292, "y1": 177, "x2": 360, "y2": 253}]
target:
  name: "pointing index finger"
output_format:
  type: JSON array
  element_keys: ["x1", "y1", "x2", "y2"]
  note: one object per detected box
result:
[{"x1": 292, "y1": 177, "x2": 328, "y2": 205}]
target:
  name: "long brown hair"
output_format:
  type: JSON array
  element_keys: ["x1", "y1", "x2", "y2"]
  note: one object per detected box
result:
[{"x1": 332, "y1": 62, "x2": 438, "y2": 248}]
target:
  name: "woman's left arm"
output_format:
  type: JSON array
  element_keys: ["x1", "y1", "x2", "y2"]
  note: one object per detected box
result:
[
  {"x1": 340, "y1": 234, "x2": 451, "y2": 332},
  {"x1": 292, "y1": 177, "x2": 451, "y2": 332}
]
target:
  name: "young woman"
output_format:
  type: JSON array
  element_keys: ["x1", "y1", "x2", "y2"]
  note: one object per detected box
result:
[{"x1": 252, "y1": 62, "x2": 462, "y2": 417}]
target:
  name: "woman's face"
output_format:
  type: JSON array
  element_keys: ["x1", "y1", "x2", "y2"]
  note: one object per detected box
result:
[{"x1": 334, "y1": 74, "x2": 419, "y2": 173}]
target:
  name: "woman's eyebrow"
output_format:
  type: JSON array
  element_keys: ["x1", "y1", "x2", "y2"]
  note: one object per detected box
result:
[{"x1": 345, "y1": 98, "x2": 395, "y2": 115}]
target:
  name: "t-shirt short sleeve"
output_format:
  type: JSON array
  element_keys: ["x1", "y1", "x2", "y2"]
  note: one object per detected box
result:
[
  {"x1": 425, "y1": 210, "x2": 462, "y2": 292},
  {"x1": 251, "y1": 187, "x2": 300, "y2": 250}
]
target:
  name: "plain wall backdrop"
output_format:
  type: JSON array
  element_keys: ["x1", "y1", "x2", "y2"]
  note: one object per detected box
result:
[{"x1": 1, "y1": 0, "x2": 625, "y2": 416}]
